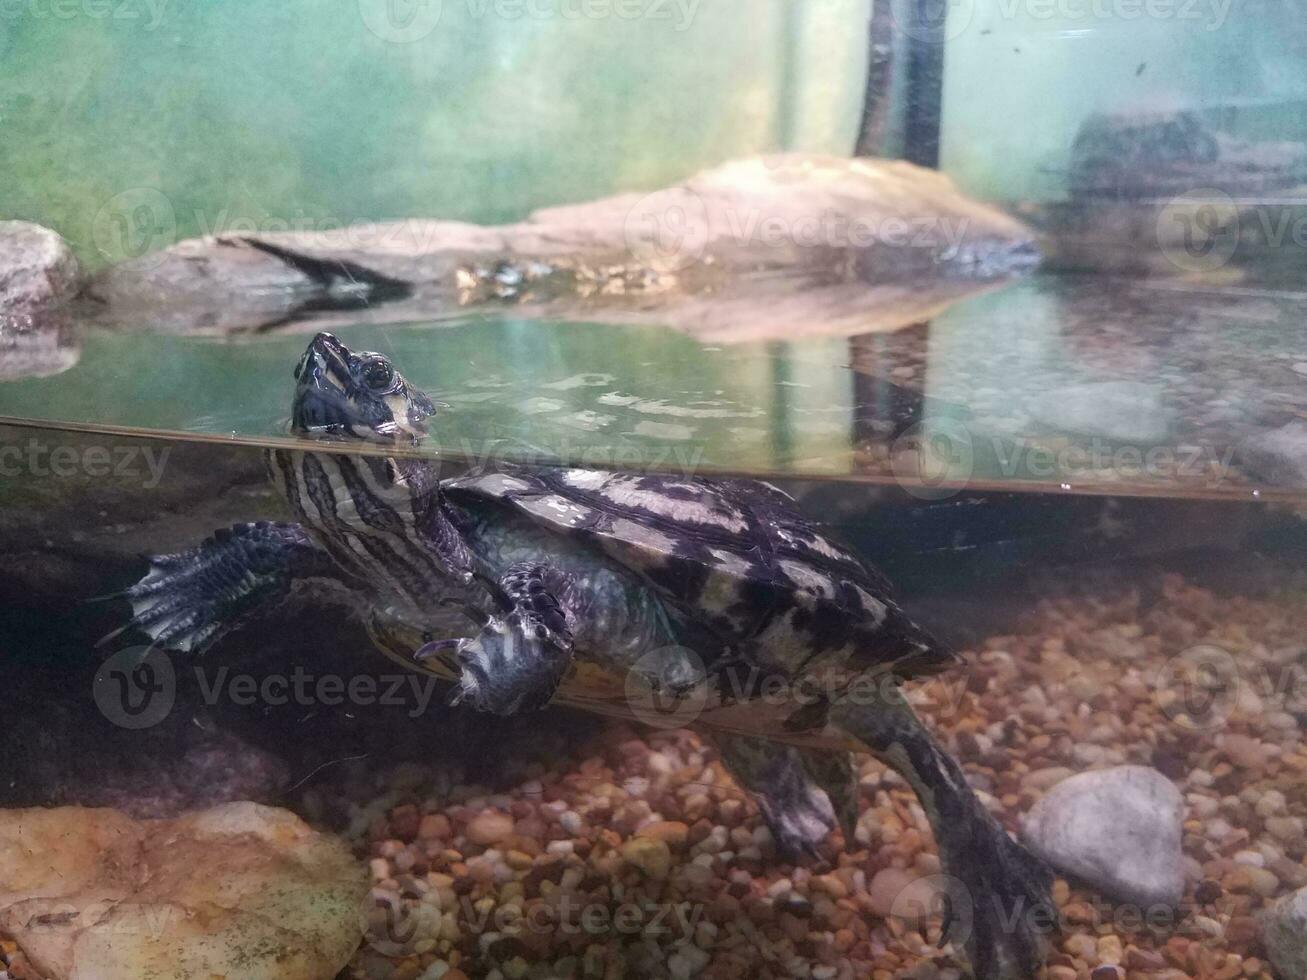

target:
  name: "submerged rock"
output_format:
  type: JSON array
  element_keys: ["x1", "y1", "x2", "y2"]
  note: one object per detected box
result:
[
  {"x1": 86, "y1": 154, "x2": 1038, "y2": 341},
  {"x1": 0, "y1": 802, "x2": 367, "y2": 980},
  {"x1": 1032, "y1": 381, "x2": 1173, "y2": 445},
  {"x1": 1238, "y1": 419, "x2": 1307, "y2": 488},
  {"x1": 0, "y1": 221, "x2": 81, "y2": 380},
  {"x1": 1021, "y1": 765, "x2": 1184, "y2": 907},
  {"x1": 1262, "y1": 886, "x2": 1307, "y2": 978},
  {"x1": 0, "y1": 221, "x2": 80, "y2": 316}
]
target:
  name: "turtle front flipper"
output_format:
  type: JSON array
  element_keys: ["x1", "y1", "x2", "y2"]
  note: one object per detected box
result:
[
  {"x1": 418, "y1": 561, "x2": 575, "y2": 716},
  {"x1": 831, "y1": 687, "x2": 1054, "y2": 980},
  {"x1": 103, "y1": 521, "x2": 349, "y2": 653},
  {"x1": 714, "y1": 734, "x2": 857, "y2": 861}
]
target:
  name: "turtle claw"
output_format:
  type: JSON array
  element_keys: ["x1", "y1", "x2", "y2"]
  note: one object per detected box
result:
[
  {"x1": 414, "y1": 637, "x2": 462, "y2": 663},
  {"x1": 450, "y1": 612, "x2": 573, "y2": 716},
  {"x1": 413, "y1": 638, "x2": 465, "y2": 686}
]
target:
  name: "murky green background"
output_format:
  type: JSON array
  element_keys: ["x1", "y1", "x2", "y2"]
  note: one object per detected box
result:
[{"x1": 0, "y1": 0, "x2": 868, "y2": 268}]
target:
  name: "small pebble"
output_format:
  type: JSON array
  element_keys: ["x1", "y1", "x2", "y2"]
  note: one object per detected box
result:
[{"x1": 466, "y1": 811, "x2": 515, "y2": 846}]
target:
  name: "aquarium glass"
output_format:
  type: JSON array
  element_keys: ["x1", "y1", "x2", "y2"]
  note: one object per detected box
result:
[{"x1": 3, "y1": 3, "x2": 1307, "y2": 980}]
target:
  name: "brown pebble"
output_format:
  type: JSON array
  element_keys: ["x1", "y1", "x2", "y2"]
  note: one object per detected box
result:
[
  {"x1": 466, "y1": 810, "x2": 515, "y2": 846},
  {"x1": 423, "y1": 815, "x2": 454, "y2": 846},
  {"x1": 1097, "y1": 934, "x2": 1124, "y2": 966},
  {"x1": 1127, "y1": 948, "x2": 1167, "y2": 971},
  {"x1": 621, "y1": 837, "x2": 671, "y2": 879},
  {"x1": 687, "y1": 819, "x2": 713, "y2": 845},
  {"x1": 389, "y1": 804, "x2": 421, "y2": 841},
  {"x1": 1226, "y1": 915, "x2": 1259, "y2": 947},
  {"x1": 636, "y1": 820, "x2": 690, "y2": 847},
  {"x1": 1223, "y1": 734, "x2": 1267, "y2": 769},
  {"x1": 1063, "y1": 901, "x2": 1095, "y2": 925},
  {"x1": 811, "y1": 873, "x2": 849, "y2": 900},
  {"x1": 505, "y1": 850, "x2": 534, "y2": 870}
]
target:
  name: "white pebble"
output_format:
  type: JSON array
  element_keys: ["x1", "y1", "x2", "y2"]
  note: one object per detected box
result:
[
  {"x1": 693, "y1": 827, "x2": 728, "y2": 855},
  {"x1": 1234, "y1": 850, "x2": 1266, "y2": 868},
  {"x1": 1206, "y1": 818, "x2": 1233, "y2": 841},
  {"x1": 1257, "y1": 790, "x2": 1289, "y2": 818},
  {"x1": 668, "y1": 945, "x2": 710, "y2": 979},
  {"x1": 1267, "y1": 816, "x2": 1305, "y2": 843}
]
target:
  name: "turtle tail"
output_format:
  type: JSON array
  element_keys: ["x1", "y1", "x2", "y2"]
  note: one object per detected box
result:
[{"x1": 868, "y1": 602, "x2": 963, "y2": 680}]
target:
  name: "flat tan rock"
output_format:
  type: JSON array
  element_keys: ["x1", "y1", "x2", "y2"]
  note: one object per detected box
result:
[
  {"x1": 86, "y1": 154, "x2": 1037, "y2": 340},
  {"x1": 0, "y1": 802, "x2": 367, "y2": 980}
]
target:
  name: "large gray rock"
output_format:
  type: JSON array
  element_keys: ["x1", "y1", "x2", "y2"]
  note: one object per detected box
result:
[
  {"x1": 1021, "y1": 765, "x2": 1185, "y2": 907},
  {"x1": 0, "y1": 220, "x2": 80, "y2": 315},
  {"x1": 0, "y1": 220, "x2": 82, "y2": 379},
  {"x1": 1238, "y1": 419, "x2": 1307, "y2": 488},
  {"x1": 85, "y1": 155, "x2": 1038, "y2": 341},
  {"x1": 1263, "y1": 886, "x2": 1307, "y2": 979},
  {"x1": 1032, "y1": 381, "x2": 1174, "y2": 444}
]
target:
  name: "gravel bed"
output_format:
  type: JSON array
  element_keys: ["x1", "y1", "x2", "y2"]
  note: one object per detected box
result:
[{"x1": 331, "y1": 570, "x2": 1307, "y2": 980}]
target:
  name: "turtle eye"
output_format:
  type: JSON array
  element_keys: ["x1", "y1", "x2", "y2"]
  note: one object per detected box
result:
[{"x1": 361, "y1": 357, "x2": 395, "y2": 392}]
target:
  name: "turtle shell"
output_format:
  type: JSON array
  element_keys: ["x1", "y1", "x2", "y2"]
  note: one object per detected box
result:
[{"x1": 442, "y1": 469, "x2": 953, "y2": 681}]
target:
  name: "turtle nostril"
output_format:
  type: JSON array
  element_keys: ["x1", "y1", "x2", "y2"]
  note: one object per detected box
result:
[{"x1": 310, "y1": 332, "x2": 347, "y2": 359}]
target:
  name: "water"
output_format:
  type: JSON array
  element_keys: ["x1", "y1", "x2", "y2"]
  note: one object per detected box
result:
[
  {"x1": 4, "y1": 281, "x2": 1307, "y2": 978},
  {"x1": 6, "y1": 273, "x2": 1307, "y2": 499},
  {"x1": 5, "y1": 5, "x2": 1307, "y2": 979}
]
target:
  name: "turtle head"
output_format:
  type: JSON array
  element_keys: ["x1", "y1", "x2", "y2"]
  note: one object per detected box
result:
[{"x1": 291, "y1": 332, "x2": 436, "y2": 444}]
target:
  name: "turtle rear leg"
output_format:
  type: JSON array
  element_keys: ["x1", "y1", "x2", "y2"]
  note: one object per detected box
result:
[
  {"x1": 714, "y1": 734, "x2": 857, "y2": 861},
  {"x1": 418, "y1": 562, "x2": 575, "y2": 716},
  {"x1": 830, "y1": 687, "x2": 1054, "y2": 980}
]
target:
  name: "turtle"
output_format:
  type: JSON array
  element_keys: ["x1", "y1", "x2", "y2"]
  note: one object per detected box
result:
[{"x1": 114, "y1": 331, "x2": 1054, "y2": 979}]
